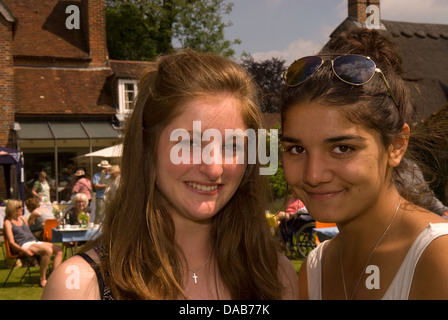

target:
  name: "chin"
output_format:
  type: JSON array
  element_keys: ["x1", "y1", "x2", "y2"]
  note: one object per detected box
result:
[
  {"x1": 188, "y1": 205, "x2": 219, "y2": 219},
  {"x1": 306, "y1": 207, "x2": 338, "y2": 224}
]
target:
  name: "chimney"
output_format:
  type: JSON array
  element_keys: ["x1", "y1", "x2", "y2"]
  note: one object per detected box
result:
[
  {"x1": 348, "y1": 0, "x2": 381, "y2": 26},
  {"x1": 85, "y1": 0, "x2": 109, "y2": 67}
]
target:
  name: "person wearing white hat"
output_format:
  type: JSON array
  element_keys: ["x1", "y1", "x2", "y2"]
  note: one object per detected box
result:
[
  {"x1": 101, "y1": 165, "x2": 121, "y2": 206},
  {"x1": 92, "y1": 160, "x2": 111, "y2": 224}
]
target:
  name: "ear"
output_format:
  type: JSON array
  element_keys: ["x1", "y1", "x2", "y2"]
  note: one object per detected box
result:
[{"x1": 387, "y1": 124, "x2": 410, "y2": 168}]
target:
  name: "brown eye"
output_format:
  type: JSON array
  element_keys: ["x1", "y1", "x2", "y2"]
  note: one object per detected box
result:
[
  {"x1": 333, "y1": 145, "x2": 352, "y2": 154},
  {"x1": 288, "y1": 146, "x2": 305, "y2": 155}
]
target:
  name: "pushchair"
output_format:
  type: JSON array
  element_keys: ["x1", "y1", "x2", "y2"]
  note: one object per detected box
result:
[{"x1": 277, "y1": 208, "x2": 317, "y2": 259}]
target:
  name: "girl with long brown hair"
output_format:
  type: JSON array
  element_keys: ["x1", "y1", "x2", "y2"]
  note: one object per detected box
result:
[{"x1": 42, "y1": 50, "x2": 298, "y2": 300}]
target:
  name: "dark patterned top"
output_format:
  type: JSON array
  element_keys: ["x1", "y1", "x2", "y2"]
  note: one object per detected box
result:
[{"x1": 77, "y1": 245, "x2": 114, "y2": 300}]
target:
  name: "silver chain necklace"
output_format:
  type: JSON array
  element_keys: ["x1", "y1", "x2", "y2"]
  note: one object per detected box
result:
[
  {"x1": 183, "y1": 259, "x2": 210, "y2": 284},
  {"x1": 339, "y1": 197, "x2": 401, "y2": 300}
]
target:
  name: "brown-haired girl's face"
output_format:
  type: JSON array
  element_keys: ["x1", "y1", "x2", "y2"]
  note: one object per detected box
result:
[
  {"x1": 281, "y1": 101, "x2": 392, "y2": 224},
  {"x1": 156, "y1": 94, "x2": 248, "y2": 223}
]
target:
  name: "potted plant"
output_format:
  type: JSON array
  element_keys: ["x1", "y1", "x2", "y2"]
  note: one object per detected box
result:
[{"x1": 78, "y1": 212, "x2": 89, "y2": 228}]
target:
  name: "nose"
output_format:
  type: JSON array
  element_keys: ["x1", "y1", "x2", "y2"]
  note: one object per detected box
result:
[
  {"x1": 198, "y1": 146, "x2": 224, "y2": 180},
  {"x1": 303, "y1": 153, "x2": 333, "y2": 187},
  {"x1": 196, "y1": 141, "x2": 225, "y2": 181},
  {"x1": 198, "y1": 160, "x2": 224, "y2": 181}
]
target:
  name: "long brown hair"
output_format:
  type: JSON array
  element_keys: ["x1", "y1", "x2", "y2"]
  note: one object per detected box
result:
[{"x1": 87, "y1": 50, "x2": 282, "y2": 299}]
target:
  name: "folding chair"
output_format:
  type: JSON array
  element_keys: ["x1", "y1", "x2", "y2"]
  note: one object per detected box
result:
[
  {"x1": 2, "y1": 236, "x2": 33, "y2": 287},
  {"x1": 42, "y1": 219, "x2": 58, "y2": 242},
  {"x1": 44, "y1": 219, "x2": 74, "y2": 259},
  {"x1": 0, "y1": 229, "x2": 6, "y2": 268}
]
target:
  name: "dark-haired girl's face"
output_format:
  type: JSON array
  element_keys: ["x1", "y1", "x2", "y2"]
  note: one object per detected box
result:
[{"x1": 281, "y1": 101, "x2": 392, "y2": 224}]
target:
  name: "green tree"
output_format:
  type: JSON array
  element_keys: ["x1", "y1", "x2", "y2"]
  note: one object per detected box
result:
[
  {"x1": 173, "y1": 0, "x2": 241, "y2": 57},
  {"x1": 106, "y1": 0, "x2": 175, "y2": 60},
  {"x1": 265, "y1": 123, "x2": 288, "y2": 200},
  {"x1": 240, "y1": 55, "x2": 286, "y2": 113},
  {"x1": 105, "y1": 0, "x2": 240, "y2": 60}
]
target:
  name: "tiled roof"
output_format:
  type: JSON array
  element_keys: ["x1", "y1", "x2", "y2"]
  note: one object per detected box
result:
[
  {"x1": 109, "y1": 60, "x2": 156, "y2": 79},
  {"x1": 383, "y1": 20, "x2": 448, "y2": 40},
  {"x1": 14, "y1": 66, "x2": 116, "y2": 116},
  {"x1": 3, "y1": 0, "x2": 90, "y2": 60},
  {"x1": 381, "y1": 20, "x2": 448, "y2": 81}
]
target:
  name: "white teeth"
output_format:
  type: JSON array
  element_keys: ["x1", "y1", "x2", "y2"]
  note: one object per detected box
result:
[{"x1": 187, "y1": 182, "x2": 218, "y2": 191}]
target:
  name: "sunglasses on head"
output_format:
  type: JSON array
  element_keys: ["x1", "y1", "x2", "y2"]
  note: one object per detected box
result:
[{"x1": 283, "y1": 54, "x2": 398, "y2": 107}]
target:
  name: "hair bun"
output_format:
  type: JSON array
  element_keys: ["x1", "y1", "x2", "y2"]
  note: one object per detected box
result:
[{"x1": 327, "y1": 28, "x2": 404, "y2": 76}]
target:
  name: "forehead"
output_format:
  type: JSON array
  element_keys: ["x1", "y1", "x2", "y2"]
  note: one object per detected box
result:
[
  {"x1": 282, "y1": 102, "x2": 382, "y2": 144},
  {"x1": 166, "y1": 95, "x2": 247, "y2": 131}
]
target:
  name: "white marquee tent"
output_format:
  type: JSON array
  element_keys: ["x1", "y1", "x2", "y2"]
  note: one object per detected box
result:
[{"x1": 84, "y1": 144, "x2": 123, "y2": 158}]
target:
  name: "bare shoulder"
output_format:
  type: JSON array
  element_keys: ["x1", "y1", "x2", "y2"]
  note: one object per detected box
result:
[
  {"x1": 41, "y1": 249, "x2": 101, "y2": 300},
  {"x1": 410, "y1": 222, "x2": 448, "y2": 300},
  {"x1": 278, "y1": 254, "x2": 299, "y2": 299}
]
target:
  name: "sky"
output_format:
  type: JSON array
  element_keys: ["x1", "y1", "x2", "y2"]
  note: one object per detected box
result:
[{"x1": 224, "y1": 0, "x2": 448, "y2": 65}]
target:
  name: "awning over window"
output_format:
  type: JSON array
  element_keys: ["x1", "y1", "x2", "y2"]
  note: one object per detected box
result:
[
  {"x1": 16, "y1": 121, "x2": 119, "y2": 140},
  {"x1": 15, "y1": 121, "x2": 121, "y2": 202}
]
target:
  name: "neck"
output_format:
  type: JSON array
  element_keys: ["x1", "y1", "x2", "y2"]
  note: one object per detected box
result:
[{"x1": 175, "y1": 219, "x2": 213, "y2": 265}]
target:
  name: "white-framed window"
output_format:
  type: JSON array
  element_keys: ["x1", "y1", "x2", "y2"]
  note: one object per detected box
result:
[{"x1": 118, "y1": 79, "x2": 138, "y2": 114}]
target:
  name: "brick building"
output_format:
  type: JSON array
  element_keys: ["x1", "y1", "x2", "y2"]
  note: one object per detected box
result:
[{"x1": 0, "y1": 0, "x2": 154, "y2": 201}]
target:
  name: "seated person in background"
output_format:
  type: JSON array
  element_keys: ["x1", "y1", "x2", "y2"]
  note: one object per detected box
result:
[
  {"x1": 276, "y1": 196, "x2": 309, "y2": 247},
  {"x1": 3, "y1": 199, "x2": 62, "y2": 287},
  {"x1": 276, "y1": 196, "x2": 307, "y2": 223},
  {"x1": 65, "y1": 193, "x2": 91, "y2": 225},
  {"x1": 25, "y1": 197, "x2": 55, "y2": 240}
]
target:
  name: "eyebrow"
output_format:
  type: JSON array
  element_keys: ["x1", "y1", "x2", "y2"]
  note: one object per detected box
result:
[
  {"x1": 280, "y1": 134, "x2": 367, "y2": 144},
  {"x1": 324, "y1": 135, "x2": 367, "y2": 144},
  {"x1": 280, "y1": 136, "x2": 301, "y2": 143},
  {"x1": 186, "y1": 130, "x2": 247, "y2": 139}
]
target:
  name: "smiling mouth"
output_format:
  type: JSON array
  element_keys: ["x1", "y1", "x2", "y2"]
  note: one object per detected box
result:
[
  {"x1": 306, "y1": 190, "x2": 345, "y2": 200},
  {"x1": 186, "y1": 182, "x2": 220, "y2": 192}
]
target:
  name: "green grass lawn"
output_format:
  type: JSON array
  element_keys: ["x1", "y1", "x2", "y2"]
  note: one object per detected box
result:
[
  {"x1": 291, "y1": 259, "x2": 303, "y2": 275},
  {"x1": 0, "y1": 254, "x2": 45, "y2": 300},
  {"x1": 0, "y1": 242, "x2": 303, "y2": 300}
]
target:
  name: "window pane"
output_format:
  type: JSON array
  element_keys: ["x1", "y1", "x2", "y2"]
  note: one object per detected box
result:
[{"x1": 124, "y1": 83, "x2": 135, "y2": 110}]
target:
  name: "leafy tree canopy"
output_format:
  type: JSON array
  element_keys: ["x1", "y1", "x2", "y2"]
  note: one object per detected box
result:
[
  {"x1": 105, "y1": 0, "x2": 240, "y2": 60},
  {"x1": 240, "y1": 55, "x2": 286, "y2": 113}
]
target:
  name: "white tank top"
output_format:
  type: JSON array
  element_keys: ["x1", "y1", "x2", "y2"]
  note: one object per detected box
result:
[{"x1": 306, "y1": 223, "x2": 448, "y2": 300}]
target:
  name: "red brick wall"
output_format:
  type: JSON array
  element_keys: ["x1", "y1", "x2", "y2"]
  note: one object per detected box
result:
[
  {"x1": 0, "y1": 16, "x2": 14, "y2": 198},
  {"x1": 0, "y1": 17, "x2": 14, "y2": 147},
  {"x1": 88, "y1": 0, "x2": 109, "y2": 67}
]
